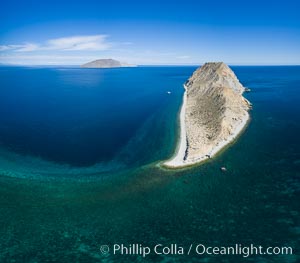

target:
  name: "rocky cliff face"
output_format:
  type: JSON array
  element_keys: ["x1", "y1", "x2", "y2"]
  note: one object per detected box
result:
[
  {"x1": 184, "y1": 62, "x2": 251, "y2": 162},
  {"x1": 81, "y1": 59, "x2": 136, "y2": 68}
]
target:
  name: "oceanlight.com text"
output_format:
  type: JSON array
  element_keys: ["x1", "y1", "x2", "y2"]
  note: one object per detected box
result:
[{"x1": 99, "y1": 243, "x2": 293, "y2": 258}]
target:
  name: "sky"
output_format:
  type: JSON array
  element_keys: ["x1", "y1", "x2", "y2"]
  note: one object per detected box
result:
[{"x1": 0, "y1": 0, "x2": 299, "y2": 65}]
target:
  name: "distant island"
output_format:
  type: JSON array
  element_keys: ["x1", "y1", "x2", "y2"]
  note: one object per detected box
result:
[
  {"x1": 164, "y1": 62, "x2": 252, "y2": 168},
  {"x1": 81, "y1": 58, "x2": 136, "y2": 68}
]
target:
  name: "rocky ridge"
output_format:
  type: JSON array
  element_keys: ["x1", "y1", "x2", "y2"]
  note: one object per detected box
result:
[{"x1": 183, "y1": 62, "x2": 251, "y2": 163}]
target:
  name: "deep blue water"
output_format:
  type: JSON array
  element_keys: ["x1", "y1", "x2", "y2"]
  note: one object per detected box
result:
[
  {"x1": 0, "y1": 66, "x2": 192, "y2": 167},
  {"x1": 0, "y1": 66, "x2": 299, "y2": 262}
]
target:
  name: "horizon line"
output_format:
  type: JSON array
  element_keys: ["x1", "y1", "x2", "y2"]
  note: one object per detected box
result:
[{"x1": 1, "y1": 63, "x2": 300, "y2": 67}]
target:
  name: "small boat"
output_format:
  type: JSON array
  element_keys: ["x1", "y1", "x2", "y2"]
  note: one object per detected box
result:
[
  {"x1": 167, "y1": 91, "x2": 172, "y2": 94},
  {"x1": 220, "y1": 167, "x2": 227, "y2": 172}
]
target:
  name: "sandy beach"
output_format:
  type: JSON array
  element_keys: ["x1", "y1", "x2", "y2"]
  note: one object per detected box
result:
[{"x1": 163, "y1": 85, "x2": 188, "y2": 167}]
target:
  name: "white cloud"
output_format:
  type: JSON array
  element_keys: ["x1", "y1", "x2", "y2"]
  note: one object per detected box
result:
[
  {"x1": 17, "y1": 43, "x2": 40, "y2": 52},
  {"x1": 0, "y1": 45, "x2": 24, "y2": 51},
  {"x1": 45, "y1": 35, "x2": 110, "y2": 51},
  {"x1": 0, "y1": 35, "x2": 111, "y2": 52}
]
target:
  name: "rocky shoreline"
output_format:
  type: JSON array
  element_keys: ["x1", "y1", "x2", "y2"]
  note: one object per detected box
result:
[{"x1": 164, "y1": 62, "x2": 251, "y2": 168}]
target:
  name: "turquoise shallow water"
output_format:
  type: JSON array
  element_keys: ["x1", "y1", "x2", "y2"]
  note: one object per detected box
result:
[{"x1": 0, "y1": 66, "x2": 299, "y2": 262}]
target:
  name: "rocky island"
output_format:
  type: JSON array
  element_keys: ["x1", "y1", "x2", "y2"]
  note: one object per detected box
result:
[
  {"x1": 164, "y1": 62, "x2": 251, "y2": 168},
  {"x1": 81, "y1": 58, "x2": 136, "y2": 68}
]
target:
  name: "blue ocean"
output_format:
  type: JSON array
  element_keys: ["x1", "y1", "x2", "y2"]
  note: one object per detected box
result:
[{"x1": 0, "y1": 66, "x2": 299, "y2": 262}]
